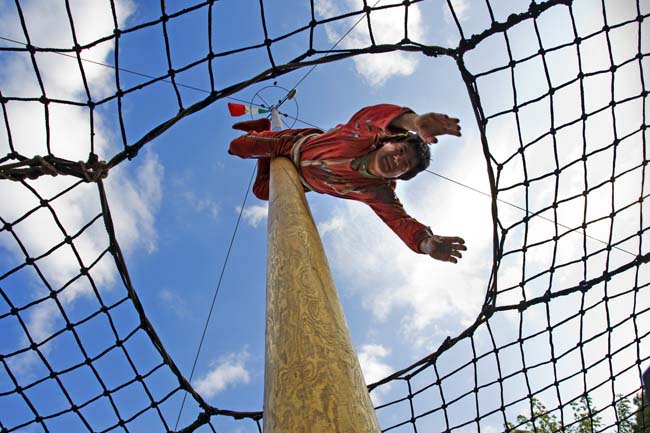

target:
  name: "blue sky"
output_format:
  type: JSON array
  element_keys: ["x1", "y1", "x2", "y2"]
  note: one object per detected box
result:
[{"x1": 1, "y1": 0, "x2": 649, "y2": 432}]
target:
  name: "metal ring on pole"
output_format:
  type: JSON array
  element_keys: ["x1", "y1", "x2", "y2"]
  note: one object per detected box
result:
[{"x1": 249, "y1": 83, "x2": 299, "y2": 129}]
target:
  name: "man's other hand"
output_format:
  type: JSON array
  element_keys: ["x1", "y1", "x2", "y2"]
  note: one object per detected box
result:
[
  {"x1": 419, "y1": 235, "x2": 467, "y2": 263},
  {"x1": 414, "y1": 113, "x2": 462, "y2": 144}
]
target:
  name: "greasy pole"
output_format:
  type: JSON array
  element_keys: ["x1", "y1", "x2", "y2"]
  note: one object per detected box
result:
[{"x1": 264, "y1": 156, "x2": 381, "y2": 432}]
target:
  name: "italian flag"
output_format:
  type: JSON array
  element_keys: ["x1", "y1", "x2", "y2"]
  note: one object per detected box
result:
[{"x1": 227, "y1": 102, "x2": 270, "y2": 117}]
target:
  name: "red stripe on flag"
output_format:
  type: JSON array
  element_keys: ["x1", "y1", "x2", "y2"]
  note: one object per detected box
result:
[{"x1": 227, "y1": 102, "x2": 246, "y2": 117}]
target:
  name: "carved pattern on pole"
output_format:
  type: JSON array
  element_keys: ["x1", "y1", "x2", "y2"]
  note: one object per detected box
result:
[{"x1": 264, "y1": 157, "x2": 381, "y2": 432}]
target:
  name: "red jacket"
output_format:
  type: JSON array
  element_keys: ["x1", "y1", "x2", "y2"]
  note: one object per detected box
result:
[{"x1": 229, "y1": 104, "x2": 432, "y2": 253}]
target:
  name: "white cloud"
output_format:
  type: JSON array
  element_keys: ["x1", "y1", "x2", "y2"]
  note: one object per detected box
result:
[
  {"x1": 466, "y1": 10, "x2": 650, "y2": 429},
  {"x1": 182, "y1": 190, "x2": 220, "y2": 219},
  {"x1": 193, "y1": 350, "x2": 251, "y2": 398},
  {"x1": 317, "y1": 214, "x2": 345, "y2": 236},
  {"x1": 319, "y1": 20, "x2": 647, "y2": 414},
  {"x1": 314, "y1": 0, "x2": 339, "y2": 18},
  {"x1": 25, "y1": 302, "x2": 60, "y2": 343},
  {"x1": 1, "y1": 0, "x2": 135, "y2": 129},
  {"x1": 443, "y1": 0, "x2": 470, "y2": 24},
  {"x1": 0, "y1": 0, "x2": 163, "y2": 377},
  {"x1": 319, "y1": 130, "x2": 491, "y2": 354},
  {"x1": 358, "y1": 343, "x2": 393, "y2": 384},
  {"x1": 237, "y1": 203, "x2": 268, "y2": 228},
  {"x1": 159, "y1": 287, "x2": 191, "y2": 319},
  {"x1": 106, "y1": 150, "x2": 164, "y2": 255},
  {"x1": 358, "y1": 344, "x2": 393, "y2": 405},
  {"x1": 170, "y1": 176, "x2": 220, "y2": 220},
  {"x1": 314, "y1": 0, "x2": 425, "y2": 86},
  {"x1": 350, "y1": 52, "x2": 419, "y2": 87}
]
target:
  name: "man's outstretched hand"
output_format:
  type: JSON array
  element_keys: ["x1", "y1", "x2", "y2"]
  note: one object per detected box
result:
[
  {"x1": 414, "y1": 113, "x2": 462, "y2": 144},
  {"x1": 419, "y1": 235, "x2": 467, "y2": 263},
  {"x1": 390, "y1": 111, "x2": 462, "y2": 144}
]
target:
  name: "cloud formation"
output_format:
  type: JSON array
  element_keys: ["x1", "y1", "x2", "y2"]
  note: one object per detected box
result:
[
  {"x1": 456, "y1": 6, "x2": 649, "y2": 424},
  {"x1": 159, "y1": 287, "x2": 192, "y2": 319},
  {"x1": 181, "y1": 189, "x2": 220, "y2": 220},
  {"x1": 193, "y1": 350, "x2": 251, "y2": 398},
  {"x1": 443, "y1": 0, "x2": 470, "y2": 25},
  {"x1": 314, "y1": 0, "x2": 425, "y2": 86},
  {"x1": 319, "y1": 131, "x2": 491, "y2": 353},
  {"x1": 238, "y1": 203, "x2": 268, "y2": 228},
  {"x1": 358, "y1": 343, "x2": 394, "y2": 404},
  {"x1": 319, "y1": 14, "x2": 647, "y2": 420},
  {"x1": 358, "y1": 343, "x2": 393, "y2": 384},
  {"x1": 0, "y1": 0, "x2": 163, "y2": 374}
]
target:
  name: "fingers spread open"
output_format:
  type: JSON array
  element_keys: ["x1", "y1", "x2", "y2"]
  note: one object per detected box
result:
[
  {"x1": 452, "y1": 243, "x2": 467, "y2": 251},
  {"x1": 450, "y1": 250, "x2": 463, "y2": 259},
  {"x1": 445, "y1": 118, "x2": 461, "y2": 136},
  {"x1": 444, "y1": 236, "x2": 465, "y2": 244}
]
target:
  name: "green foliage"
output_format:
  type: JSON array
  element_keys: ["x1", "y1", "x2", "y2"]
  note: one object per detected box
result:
[
  {"x1": 505, "y1": 393, "x2": 647, "y2": 433},
  {"x1": 616, "y1": 394, "x2": 635, "y2": 433},
  {"x1": 505, "y1": 398, "x2": 559, "y2": 433},
  {"x1": 632, "y1": 392, "x2": 650, "y2": 433},
  {"x1": 570, "y1": 395, "x2": 603, "y2": 433}
]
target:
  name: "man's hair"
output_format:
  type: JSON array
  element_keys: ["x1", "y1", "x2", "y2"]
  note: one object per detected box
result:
[{"x1": 380, "y1": 133, "x2": 431, "y2": 180}]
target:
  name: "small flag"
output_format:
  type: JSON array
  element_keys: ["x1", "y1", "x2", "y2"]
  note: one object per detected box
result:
[{"x1": 227, "y1": 102, "x2": 270, "y2": 117}]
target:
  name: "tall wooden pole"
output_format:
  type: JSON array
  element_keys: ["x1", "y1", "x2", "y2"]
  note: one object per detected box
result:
[{"x1": 264, "y1": 156, "x2": 381, "y2": 432}]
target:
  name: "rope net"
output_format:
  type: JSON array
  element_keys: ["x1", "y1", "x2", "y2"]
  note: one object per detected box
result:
[{"x1": 0, "y1": 0, "x2": 648, "y2": 432}]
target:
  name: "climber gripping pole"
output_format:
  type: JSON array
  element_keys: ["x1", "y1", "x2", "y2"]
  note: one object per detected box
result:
[
  {"x1": 227, "y1": 95, "x2": 461, "y2": 431},
  {"x1": 264, "y1": 156, "x2": 381, "y2": 432}
]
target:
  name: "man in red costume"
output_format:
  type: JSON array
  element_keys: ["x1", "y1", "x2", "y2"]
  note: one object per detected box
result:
[{"x1": 228, "y1": 104, "x2": 466, "y2": 263}]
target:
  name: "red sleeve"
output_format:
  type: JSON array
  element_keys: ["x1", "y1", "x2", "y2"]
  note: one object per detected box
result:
[
  {"x1": 229, "y1": 131, "x2": 281, "y2": 158},
  {"x1": 343, "y1": 104, "x2": 414, "y2": 134},
  {"x1": 252, "y1": 158, "x2": 270, "y2": 201},
  {"x1": 252, "y1": 157, "x2": 311, "y2": 201},
  {"x1": 229, "y1": 129, "x2": 312, "y2": 158},
  {"x1": 363, "y1": 187, "x2": 433, "y2": 254}
]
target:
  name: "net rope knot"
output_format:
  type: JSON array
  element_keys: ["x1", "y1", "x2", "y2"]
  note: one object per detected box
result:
[{"x1": 0, "y1": 153, "x2": 109, "y2": 182}]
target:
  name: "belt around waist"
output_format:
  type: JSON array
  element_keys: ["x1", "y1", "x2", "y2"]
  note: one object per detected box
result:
[{"x1": 290, "y1": 133, "x2": 320, "y2": 193}]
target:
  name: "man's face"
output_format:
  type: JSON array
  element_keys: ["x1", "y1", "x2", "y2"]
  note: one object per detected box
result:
[{"x1": 371, "y1": 141, "x2": 418, "y2": 179}]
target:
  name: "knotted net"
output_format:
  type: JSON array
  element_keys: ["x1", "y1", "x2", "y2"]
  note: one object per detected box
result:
[{"x1": 1, "y1": 0, "x2": 648, "y2": 432}]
